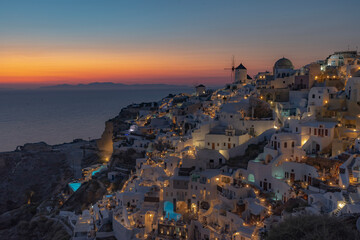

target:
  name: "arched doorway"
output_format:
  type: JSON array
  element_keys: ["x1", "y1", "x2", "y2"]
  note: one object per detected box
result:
[{"x1": 145, "y1": 211, "x2": 155, "y2": 233}]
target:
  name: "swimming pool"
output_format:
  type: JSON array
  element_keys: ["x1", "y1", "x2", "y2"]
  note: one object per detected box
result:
[
  {"x1": 164, "y1": 201, "x2": 181, "y2": 221},
  {"x1": 69, "y1": 182, "x2": 81, "y2": 192},
  {"x1": 92, "y1": 165, "x2": 106, "y2": 176}
]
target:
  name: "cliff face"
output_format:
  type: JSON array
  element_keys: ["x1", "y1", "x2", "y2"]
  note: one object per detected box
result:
[
  {"x1": 0, "y1": 151, "x2": 72, "y2": 215},
  {"x1": 97, "y1": 120, "x2": 114, "y2": 162},
  {"x1": 0, "y1": 149, "x2": 73, "y2": 240},
  {"x1": 0, "y1": 141, "x2": 100, "y2": 240},
  {"x1": 96, "y1": 103, "x2": 146, "y2": 161}
]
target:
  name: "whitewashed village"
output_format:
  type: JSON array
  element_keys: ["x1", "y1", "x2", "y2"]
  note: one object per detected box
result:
[{"x1": 58, "y1": 51, "x2": 360, "y2": 240}]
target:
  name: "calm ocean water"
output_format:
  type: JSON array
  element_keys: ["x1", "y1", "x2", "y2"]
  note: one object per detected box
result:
[{"x1": 0, "y1": 88, "x2": 192, "y2": 152}]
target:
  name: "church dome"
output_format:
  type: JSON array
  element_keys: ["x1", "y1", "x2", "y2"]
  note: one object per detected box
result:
[{"x1": 274, "y1": 57, "x2": 294, "y2": 69}]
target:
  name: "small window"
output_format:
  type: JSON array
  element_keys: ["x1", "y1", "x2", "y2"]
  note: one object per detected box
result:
[
  {"x1": 314, "y1": 129, "x2": 317, "y2": 135},
  {"x1": 312, "y1": 94, "x2": 315, "y2": 98},
  {"x1": 233, "y1": 144, "x2": 235, "y2": 147},
  {"x1": 260, "y1": 181, "x2": 262, "y2": 187},
  {"x1": 325, "y1": 129, "x2": 328, "y2": 136},
  {"x1": 296, "y1": 127, "x2": 298, "y2": 132},
  {"x1": 228, "y1": 138, "x2": 231, "y2": 142},
  {"x1": 292, "y1": 141, "x2": 294, "y2": 147},
  {"x1": 284, "y1": 142, "x2": 287, "y2": 148}
]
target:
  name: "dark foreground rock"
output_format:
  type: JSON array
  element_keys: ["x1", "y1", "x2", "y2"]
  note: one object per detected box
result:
[{"x1": 0, "y1": 141, "x2": 100, "y2": 239}]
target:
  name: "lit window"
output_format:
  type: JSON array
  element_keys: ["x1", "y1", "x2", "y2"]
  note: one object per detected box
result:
[{"x1": 248, "y1": 174, "x2": 255, "y2": 182}]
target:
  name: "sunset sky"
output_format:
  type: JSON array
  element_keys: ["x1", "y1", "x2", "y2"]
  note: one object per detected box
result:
[{"x1": 1, "y1": 0, "x2": 360, "y2": 87}]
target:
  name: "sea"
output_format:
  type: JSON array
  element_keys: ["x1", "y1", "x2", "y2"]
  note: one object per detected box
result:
[{"x1": 0, "y1": 87, "x2": 193, "y2": 152}]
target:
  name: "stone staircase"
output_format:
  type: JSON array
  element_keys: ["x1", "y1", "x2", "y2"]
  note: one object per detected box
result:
[
  {"x1": 332, "y1": 192, "x2": 351, "y2": 217},
  {"x1": 333, "y1": 207, "x2": 342, "y2": 217}
]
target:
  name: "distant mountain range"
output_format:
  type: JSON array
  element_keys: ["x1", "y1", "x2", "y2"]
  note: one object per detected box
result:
[{"x1": 39, "y1": 82, "x2": 192, "y2": 90}]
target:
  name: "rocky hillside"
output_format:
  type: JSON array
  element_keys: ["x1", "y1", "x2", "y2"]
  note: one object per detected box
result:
[
  {"x1": 0, "y1": 141, "x2": 100, "y2": 240},
  {"x1": 0, "y1": 150, "x2": 71, "y2": 214}
]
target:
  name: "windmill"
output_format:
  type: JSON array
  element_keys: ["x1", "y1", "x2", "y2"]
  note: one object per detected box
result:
[{"x1": 224, "y1": 55, "x2": 235, "y2": 82}]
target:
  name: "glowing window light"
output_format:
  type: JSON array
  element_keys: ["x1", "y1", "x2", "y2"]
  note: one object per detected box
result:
[{"x1": 248, "y1": 174, "x2": 255, "y2": 183}]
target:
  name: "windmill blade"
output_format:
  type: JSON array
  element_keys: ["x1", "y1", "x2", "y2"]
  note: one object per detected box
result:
[{"x1": 223, "y1": 56, "x2": 236, "y2": 82}]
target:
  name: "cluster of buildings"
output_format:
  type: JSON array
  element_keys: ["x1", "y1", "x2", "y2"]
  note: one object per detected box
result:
[{"x1": 64, "y1": 50, "x2": 360, "y2": 240}]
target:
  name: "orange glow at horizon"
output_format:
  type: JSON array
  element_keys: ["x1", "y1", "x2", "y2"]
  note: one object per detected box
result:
[{"x1": 0, "y1": 50, "x2": 232, "y2": 85}]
